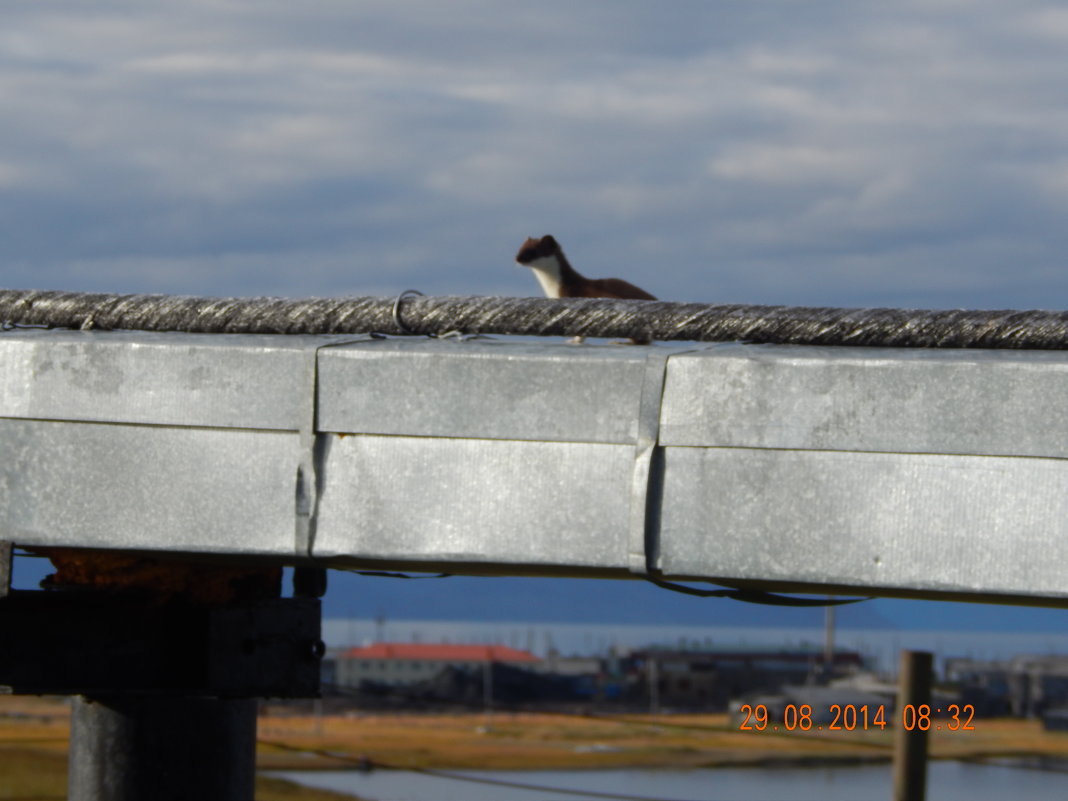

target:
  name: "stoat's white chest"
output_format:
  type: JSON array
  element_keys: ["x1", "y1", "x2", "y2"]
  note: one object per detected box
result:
[{"x1": 524, "y1": 254, "x2": 565, "y2": 298}]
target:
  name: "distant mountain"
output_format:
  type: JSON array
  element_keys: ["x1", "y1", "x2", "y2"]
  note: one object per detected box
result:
[
  {"x1": 15, "y1": 555, "x2": 1064, "y2": 633},
  {"x1": 323, "y1": 571, "x2": 1068, "y2": 632}
]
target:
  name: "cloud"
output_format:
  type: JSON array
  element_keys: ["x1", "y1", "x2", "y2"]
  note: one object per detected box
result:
[{"x1": 2, "y1": 1, "x2": 1068, "y2": 309}]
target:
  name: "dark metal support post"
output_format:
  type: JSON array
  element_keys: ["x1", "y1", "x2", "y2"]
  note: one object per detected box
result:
[
  {"x1": 1, "y1": 566, "x2": 322, "y2": 801},
  {"x1": 68, "y1": 695, "x2": 257, "y2": 801},
  {"x1": 892, "y1": 650, "x2": 933, "y2": 801},
  {"x1": 0, "y1": 541, "x2": 11, "y2": 598}
]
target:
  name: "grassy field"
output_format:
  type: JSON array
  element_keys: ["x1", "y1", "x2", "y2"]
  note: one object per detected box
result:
[
  {"x1": 0, "y1": 697, "x2": 358, "y2": 801},
  {"x1": 255, "y1": 707, "x2": 1068, "y2": 771},
  {"x1": 4, "y1": 696, "x2": 1068, "y2": 799},
  {"x1": 0, "y1": 744, "x2": 357, "y2": 801}
]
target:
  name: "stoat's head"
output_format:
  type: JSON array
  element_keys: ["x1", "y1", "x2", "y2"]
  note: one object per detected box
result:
[
  {"x1": 515, "y1": 235, "x2": 566, "y2": 298},
  {"x1": 515, "y1": 234, "x2": 561, "y2": 265}
]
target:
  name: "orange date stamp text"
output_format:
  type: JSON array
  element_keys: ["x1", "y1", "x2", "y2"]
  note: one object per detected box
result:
[{"x1": 737, "y1": 703, "x2": 976, "y2": 732}]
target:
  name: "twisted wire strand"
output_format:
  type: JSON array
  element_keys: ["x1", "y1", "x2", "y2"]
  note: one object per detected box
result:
[{"x1": 3, "y1": 288, "x2": 1068, "y2": 348}]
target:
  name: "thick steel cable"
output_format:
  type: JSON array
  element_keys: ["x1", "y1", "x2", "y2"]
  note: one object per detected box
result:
[{"x1": 4, "y1": 288, "x2": 1068, "y2": 348}]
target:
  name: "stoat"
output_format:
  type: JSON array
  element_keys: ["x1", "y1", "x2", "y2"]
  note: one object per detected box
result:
[
  {"x1": 515, "y1": 235, "x2": 657, "y2": 300},
  {"x1": 515, "y1": 234, "x2": 656, "y2": 344}
]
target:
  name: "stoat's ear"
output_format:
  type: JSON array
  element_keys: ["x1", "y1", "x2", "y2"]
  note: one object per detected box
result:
[{"x1": 540, "y1": 234, "x2": 558, "y2": 247}]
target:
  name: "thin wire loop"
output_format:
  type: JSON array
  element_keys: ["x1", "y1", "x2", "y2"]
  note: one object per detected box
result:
[{"x1": 391, "y1": 289, "x2": 424, "y2": 335}]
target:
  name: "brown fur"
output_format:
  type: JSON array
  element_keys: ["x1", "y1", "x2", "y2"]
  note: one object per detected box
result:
[
  {"x1": 575, "y1": 276, "x2": 657, "y2": 300},
  {"x1": 515, "y1": 235, "x2": 657, "y2": 300}
]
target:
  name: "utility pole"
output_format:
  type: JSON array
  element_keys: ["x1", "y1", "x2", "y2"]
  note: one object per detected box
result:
[
  {"x1": 823, "y1": 600, "x2": 836, "y2": 679},
  {"x1": 483, "y1": 654, "x2": 494, "y2": 717},
  {"x1": 648, "y1": 656, "x2": 660, "y2": 714}
]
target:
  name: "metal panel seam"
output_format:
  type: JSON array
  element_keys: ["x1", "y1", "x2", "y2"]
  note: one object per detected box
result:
[
  {"x1": 628, "y1": 348, "x2": 697, "y2": 574},
  {"x1": 294, "y1": 337, "x2": 377, "y2": 558}
]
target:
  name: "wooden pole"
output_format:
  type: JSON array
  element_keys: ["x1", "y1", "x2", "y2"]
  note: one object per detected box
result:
[
  {"x1": 648, "y1": 656, "x2": 660, "y2": 714},
  {"x1": 823, "y1": 601, "x2": 836, "y2": 675},
  {"x1": 892, "y1": 650, "x2": 933, "y2": 801},
  {"x1": 482, "y1": 657, "x2": 493, "y2": 716}
]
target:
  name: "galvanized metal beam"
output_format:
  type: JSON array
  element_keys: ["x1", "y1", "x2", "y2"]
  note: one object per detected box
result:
[{"x1": 2, "y1": 329, "x2": 1067, "y2": 605}]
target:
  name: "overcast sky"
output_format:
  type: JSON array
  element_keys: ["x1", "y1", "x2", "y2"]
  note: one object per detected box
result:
[{"x1": 5, "y1": 1, "x2": 1068, "y2": 310}]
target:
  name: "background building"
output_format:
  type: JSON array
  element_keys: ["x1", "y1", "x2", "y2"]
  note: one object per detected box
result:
[{"x1": 332, "y1": 642, "x2": 538, "y2": 688}]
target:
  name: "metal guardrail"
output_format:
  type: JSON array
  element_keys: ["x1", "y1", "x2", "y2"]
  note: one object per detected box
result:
[{"x1": 2, "y1": 328, "x2": 1067, "y2": 605}]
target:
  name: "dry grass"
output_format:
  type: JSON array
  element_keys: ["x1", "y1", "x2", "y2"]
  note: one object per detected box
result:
[
  {"x1": 0, "y1": 747, "x2": 359, "y2": 801},
  {"x1": 4, "y1": 695, "x2": 1068, "y2": 800},
  {"x1": 255, "y1": 708, "x2": 1068, "y2": 771},
  {"x1": 0, "y1": 746, "x2": 67, "y2": 800},
  {"x1": 0, "y1": 698, "x2": 360, "y2": 801}
]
